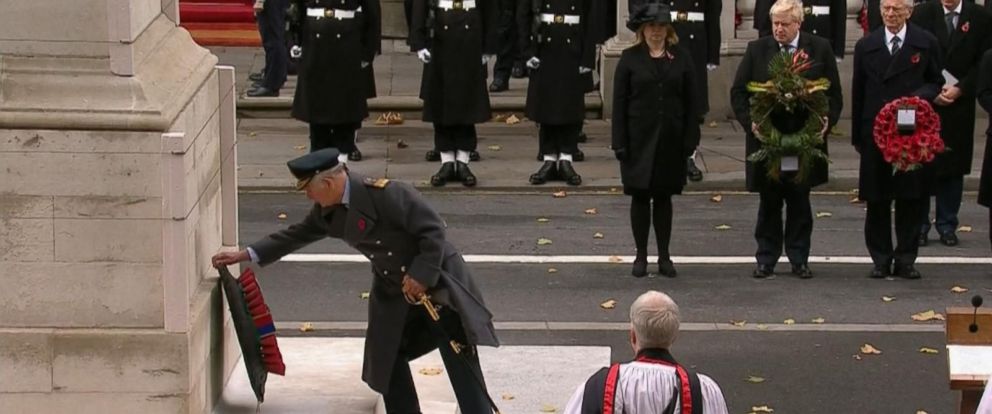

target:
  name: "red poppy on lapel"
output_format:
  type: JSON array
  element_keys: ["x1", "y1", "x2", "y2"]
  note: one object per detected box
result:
[
  {"x1": 910, "y1": 53, "x2": 920, "y2": 64},
  {"x1": 961, "y1": 22, "x2": 970, "y2": 33},
  {"x1": 358, "y1": 218, "x2": 366, "y2": 231}
]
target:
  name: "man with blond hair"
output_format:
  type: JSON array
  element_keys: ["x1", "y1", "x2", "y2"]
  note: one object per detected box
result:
[{"x1": 562, "y1": 291, "x2": 728, "y2": 414}]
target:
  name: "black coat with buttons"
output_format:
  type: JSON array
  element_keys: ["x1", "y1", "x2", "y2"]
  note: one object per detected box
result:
[
  {"x1": 248, "y1": 172, "x2": 499, "y2": 394},
  {"x1": 612, "y1": 43, "x2": 700, "y2": 194},
  {"x1": 410, "y1": 0, "x2": 499, "y2": 124},
  {"x1": 665, "y1": 0, "x2": 720, "y2": 115},
  {"x1": 290, "y1": 0, "x2": 381, "y2": 125},
  {"x1": 754, "y1": 0, "x2": 846, "y2": 58},
  {"x1": 517, "y1": 0, "x2": 605, "y2": 124}
]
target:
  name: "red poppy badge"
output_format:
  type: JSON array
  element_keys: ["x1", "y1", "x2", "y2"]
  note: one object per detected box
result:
[
  {"x1": 358, "y1": 217, "x2": 366, "y2": 231},
  {"x1": 961, "y1": 22, "x2": 970, "y2": 33},
  {"x1": 910, "y1": 53, "x2": 920, "y2": 64}
]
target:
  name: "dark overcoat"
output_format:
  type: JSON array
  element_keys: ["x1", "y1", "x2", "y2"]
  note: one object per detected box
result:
[
  {"x1": 517, "y1": 0, "x2": 604, "y2": 124},
  {"x1": 666, "y1": 0, "x2": 720, "y2": 115},
  {"x1": 291, "y1": 0, "x2": 381, "y2": 124},
  {"x1": 730, "y1": 33, "x2": 842, "y2": 193},
  {"x1": 911, "y1": 1, "x2": 992, "y2": 177},
  {"x1": 410, "y1": 0, "x2": 498, "y2": 125},
  {"x1": 612, "y1": 43, "x2": 699, "y2": 194},
  {"x1": 976, "y1": 49, "x2": 992, "y2": 207},
  {"x1": 851, "y1": 24, "x2": 944, "y2": 201},
  {"x1": 754, "y1": 0, "x2": 845, "y2": 58},
  {"x1": 248, "y1": 173, "x2": 499, "y2": 393}
]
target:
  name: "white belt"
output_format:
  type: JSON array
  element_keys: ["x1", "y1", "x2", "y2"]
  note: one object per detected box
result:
[
  {"x1": 438, "y1": 0, "x2": 476, "y2": 10},
  {"x1": 670, "y1": 11, "x2": 705, "y2": 22},
  {"x1": 306, "y1": 7, "x2": 360, "y2": 19},
  {"x1": 540, "y1": 13, "x2": 581, "y2": 24},
  {"x1": 806, "y1": 5, "x2": 830, "y2": 16}
]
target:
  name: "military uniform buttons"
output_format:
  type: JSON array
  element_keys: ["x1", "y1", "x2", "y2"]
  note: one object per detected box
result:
[
  {"x1": 566, "y1": 38, "x2": 571, "y2": 43},
  {"x1": 337, "y1": 34, "x2": 342, "y2": 38},
  {"x1": 546, "y1": 4, "x2": 550, "y2": 8},
  {"x1": 444, "y1": 25, "x2": 449, "y2": 30},
  {"x1": 384, "y1": 270, "x2": 389, "y2": 275},
  {"x1": 689, "y1": 34, "x2": 694, "y2": 39},
  {"x1": 694, "y1": 2, "x2": 698, "y2": 6},
  {"x1": 571, "y1": 6, "x2": 575, "y2": 10},
  {"x1": 369, "y1": 253, "x2": 375, "y2": 258},
  {"x1": 812, "y1": 29, "x2": 817, "y2": 34},
  {"x1": 388, "y1": 252, "x2": 393, "y2": 256},
  {"x1": 376, "y1": 240, "x2": 382, "y2": 245},
  {"x1": 401, "y1": 266, "x2": 407, "y2": 272},
  {"x1": 465, "y1": 24, "x2": 470, "y2": 29},
  {"x1": 547, "y1": 37, "x2": 551, "y2": 42},
  {"x1": 316, "y1": 33, "x2": 321, "y2": 38}
]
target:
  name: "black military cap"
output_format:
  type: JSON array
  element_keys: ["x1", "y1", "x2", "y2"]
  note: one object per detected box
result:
[
  {"x1": 627, "y1": 1, "x2": 672, "y2": 31},
  {"x1": 287, "y1": 148, "x2": 340, "y2": 190}
]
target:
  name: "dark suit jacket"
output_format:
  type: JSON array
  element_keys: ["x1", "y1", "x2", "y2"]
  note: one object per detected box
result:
[
  {"x1": 851, "y1": 23, "x2": 944, "y2": 201},
  {"x1": 976, "y1": 49, "x2": 992, "y2": 206},
  {"x1": 754, "y1": 0, "x2": 846, "y2": 58},
  {"x1": 866, "y1": 0, "x2": 980, "y2": 32},
  {"x1": 249, "y1": 173, "x2": 498, "y2": 393},
  {"x1": 730, "y1": 33, "x2": 843, "y2": 192},
  {"x1": 911, "y1": 0, "x2": 992, "y2": 176}
]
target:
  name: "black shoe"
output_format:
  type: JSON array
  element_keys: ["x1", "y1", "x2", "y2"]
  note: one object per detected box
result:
[
  {"x1": 868, "y1": 265, "x2": 890, "y2": 279},
  {"x1": 425, "y1": 149, "x2": 440, "y2": 162},
  {"x1": 753, "y1": 264, "x2": 774, "y2": 279},
  {"x1": 918, "y1": 233, "x2": 928, "y2": 247},
  {"x1": 687, "y1": 158, "x2": 703, "y2": 182},
  {"x1": 577, "y1": 132, "x2": 588, "y2": 143},
  {"x1": 791, "y1": 264, "x2": 813, "y2": 279},
  {"x1": 248, "y1": 72, "x2": 264, "y2": 82},
  {"x1": 529, "y1": 161, "x2": 558, "y2": 185},
  {"x1": 632, "y1": 259, "x2": 648, "y2": 278},
  {"x1": 658, "y1": 260, "x2": 677, "y2": 277},
  {"x1": 348, "y1": 149, "x2": 362, "y2": 161},
  {"x1": 430, "y1": 162, "x2": 455, "y2": 187},
  {"x1": 455, "y1": 161, "x2": 477, "y2": 187},
  {"x1": 894, "y1": 264, "x2": 922, "y2": 279},
  {"x1": 511, "y1": 63, "x2": 527, "y2": 79},
  {"x1": 940, "y1": 232, "x2": 959, "y2": 246},
  {"x1": 246, "y1": 86, "x2": 279, "y2": 97},
  {"x1": 573, "y1": 150, "x2": 585, "y2": 162},
  {"x1": 470, "y1": 150, "x2": 480, "y2": 162},
  {"x1": 488, "y1": 77, "x2": 509, "y2": 92},
  {"x1": 557, "y1": 160, "x2": 582, "y2": 186},
  {"x1": 536, "y1": 153, "x2": 544, "y2": 162}
]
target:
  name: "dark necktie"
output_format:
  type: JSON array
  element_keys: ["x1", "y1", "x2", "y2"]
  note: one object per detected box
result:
[
  {"x1": 890, "y1": 36, "x2": 901, "y2": 55},
  {"x1": 946, "y1": 11, "x2": 958, "y2": 35}
]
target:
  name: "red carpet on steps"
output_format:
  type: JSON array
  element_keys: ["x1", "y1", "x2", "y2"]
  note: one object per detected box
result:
[{"x1": 179, "y1": 0, "x2": 261, "y2": 46}]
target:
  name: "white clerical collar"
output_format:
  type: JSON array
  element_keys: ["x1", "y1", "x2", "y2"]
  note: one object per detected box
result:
[
  {"x1": 944, "y1": 1, "x2": 962, "y2": 15},
  {"x1": 885, "y1": 24, "x2": 907, "y2": 46}
]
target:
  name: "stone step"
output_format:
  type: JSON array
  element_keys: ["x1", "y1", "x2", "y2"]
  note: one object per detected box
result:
[{"x1": 214, "y1": 337, "x2": 610, "y2": 414}]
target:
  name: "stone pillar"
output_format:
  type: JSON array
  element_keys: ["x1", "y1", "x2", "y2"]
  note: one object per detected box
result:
[{"x1": 0, "y1": 1, "x2": 240, "y2": 413}]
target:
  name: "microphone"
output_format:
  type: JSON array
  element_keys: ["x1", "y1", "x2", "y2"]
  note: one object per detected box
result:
[{"x1": 969, "y1": 295, "x2": 983, "y2": 333}]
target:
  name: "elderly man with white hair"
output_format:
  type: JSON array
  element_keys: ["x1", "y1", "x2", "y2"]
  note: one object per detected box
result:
[{"x1": 562, "y1": 290, "x2": 728, "y2": 414}]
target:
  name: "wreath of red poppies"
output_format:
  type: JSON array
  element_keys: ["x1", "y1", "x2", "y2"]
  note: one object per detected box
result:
[{"x1": 872, "y1": 96, "x2": 944, "y2": 173}]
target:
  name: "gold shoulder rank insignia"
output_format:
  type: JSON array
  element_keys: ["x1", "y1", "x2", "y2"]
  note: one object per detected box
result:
[{"x1": 364, "y1": 177, "x2": 391, "y2": 188}]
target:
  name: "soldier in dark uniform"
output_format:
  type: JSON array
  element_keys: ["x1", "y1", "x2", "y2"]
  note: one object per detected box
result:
[
  {"x1": 290, "y1": 0, "x2": 380, "y2": 162},
  {"x1": 489, "y1": 0, "x2": 528, "y2": 92},
  {"x1": 518, "y1": 0, "x2": 604, "y2": 185},
  {"x1": 211, "y1": 149, "x2": 499, "y2": 413},
  {"x1": 410, "y1": 0, "x2": 499, "y2": 187},
  {"x1": 755, "y1": 0, "x2": 846, "y2": 59},
  {"x1": 976, "y1": 49, "x2": 992, "y2": 252},
  {"x1": 249, "y1": 0, "x2": 290, "y2": 97}
]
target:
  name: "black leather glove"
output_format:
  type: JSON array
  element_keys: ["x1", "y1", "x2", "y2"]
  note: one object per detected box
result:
[{"x1": 614, "y1": 148, "x2": 628, "y2": 161}]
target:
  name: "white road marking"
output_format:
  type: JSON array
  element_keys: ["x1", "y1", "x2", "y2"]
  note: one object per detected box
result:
[
  {"x1": 280, "y1": 253, "x2": 992, "y2": 265},
  {"x1": 278, "y1": 321, "x2": 945, "y2": 333}
]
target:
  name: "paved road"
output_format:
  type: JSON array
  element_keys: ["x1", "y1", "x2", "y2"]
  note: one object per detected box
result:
[{"x1": 237, "y1": 191, "x2": 992, "y2": 413}]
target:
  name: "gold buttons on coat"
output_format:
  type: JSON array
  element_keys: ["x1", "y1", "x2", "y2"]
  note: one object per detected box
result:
[{"x1": 316, "y1": 33, "x2": 321, "y2": 38}]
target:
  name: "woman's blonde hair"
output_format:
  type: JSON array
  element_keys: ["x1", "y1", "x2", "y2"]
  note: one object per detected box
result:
[{"x1": 635, "y1": 22, "x2": 679, "y2": 46}]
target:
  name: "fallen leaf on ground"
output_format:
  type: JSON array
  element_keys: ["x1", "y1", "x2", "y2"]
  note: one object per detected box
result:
[
  {"x1": 608, "y1": 255, "x2": 623, "y2": 263},
  {"x1": 491, "y1": 113, "x2": 510, "y2": 122},
  {"x1": 959, "y1": 225, "x2": 973, "y2": 233},
  {"x1": 585, "y1": 208, "x2": 598, "y2": 215},
  {"x1": 745, "y1": 376, "x2": 766, "y2": 383},
  {"x1": 853, "y1": 354, "x2": 862, "y2": 360},
  {"x1": 882, "y1": 296, "x2": 896, "y2": 302},
  {"x1": 756, "y1": 324, "x2": 768, "y2": 330},
  {"x1": 293, "y1": 145, "x2": 306, "y2": 151},
  {"x1": 951, "y1": 286, "x2": 969, "y2": 293},
  {"x1": 711, "y1": 194, "x2": 723, "y2": 202},
  {"x1": 418, "y1": 367, "x2": 443, "y2": 376},
  {"x1": 593, "y1": 232, "x2": 605, "y2": 239},
  {"x1": 860, "y1": 343, "x2": 882, "y2": 355},
  {"x1": 610, "y1": 187, "x2": 619, "y2": 192},
  {"x1": 600, "y1": 299, "x2": 617, "y2": 310},
  {"x1": 374, "y1": 113, "x2": 390, "y2": 125},
  {"x1": 396, "y1": 139, "x2": 409, "y2": 148},
  {"x1": 539, "y1": 404, "x2": 557, "y2": 413},
  {"x1": 386, "y1": 112, "x2": 404, "y2": 124},
  {"x1": 487, "y1": 145, "x2": 502, "y2": 151},
  {"x1": 919, "y1": 347, "x2": 939, "y2": 354},
  {"x1": 811, "y1": 317, "x2": 825, "y2": 324},
  {"x1": 299, "y1": 322, "x2": 314, "y2": 332},
  {"x1": 360, "y1": 292, "x2": 370, "y2": 300},
  {"x1": 547, "y1": 268, "x2": 558, "y2": 273},
  {"x1": 249, "y1": 131, "x2": 257, "y2": 137},
  {"x1": 911, "y1": 310, "x2": 945, "y2": 321},
  {"x1": 553, "y1": 191, "x2": 567, "y2": 198},
  {"x1": 537, "y1": 217, "x2": 550, "y2": 223},
  {"x1": 815, "y1": 211, "x2": 833, "y2": 218},
  {"x1": 501, "y1": 393, "x2": 515, "y2": 401},
  {"x1": 505, "y1": 114, "x2": 521, "y2": 124},
  {"x1": 714, "y1": 224, "x2": 732, "y2": 230},
  {"x1": 783, "y1": 319, "x2": 795, "y2": 325},
  {"x1": 537, "y1": 238, "x2": 553, "y2": 246},
  {"x1": 277, "y1": 213, "x2": 288, "y2": 220},
  {"x1": 849, "y1": 196, "x2": 861, "y2": 204},
  {"x1": 750, "y1": 406, "x2": 774, "y2": 413},
  {"x1": 708, "y1": 121, "x2": 718, "y2": 128},
  {"x1": 731, "y1": 320, "x2": 747, "y2": 327}
]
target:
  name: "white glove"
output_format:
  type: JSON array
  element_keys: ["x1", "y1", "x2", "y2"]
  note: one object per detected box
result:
[
  {"x1": 579, "y1": 66, "x2": 592, "y2": 74},
  {"x1": 290, "y1": 45, "x2": 303, "y2": 58},
  {"x1": 526, "y1": 57, "x2": 540, "y2": 69},
  {"x1": 417, "y1": 49, "x2": 432, "y2": 64},
  {"x1": 482, "y1": 54, "x2": 495, "y2": 65},
  {"x1": 835, "y1": 57, "x2": 843, "y2": 63},
  {"x1": 361, "y1": 61, "x2": 369, "y2": 68},
  {"x1": 706, "y1": 63, "x2": 718, "y2": 71}
]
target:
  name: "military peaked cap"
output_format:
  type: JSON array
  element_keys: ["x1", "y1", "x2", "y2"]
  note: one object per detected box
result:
[{"x1": 287, "y1": 148, "x2": 340, "y2": 190}]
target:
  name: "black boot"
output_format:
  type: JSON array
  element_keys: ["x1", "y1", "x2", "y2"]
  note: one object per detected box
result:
[
  {"x1": 573, "y1": 149, "x2": 585, "y2": 162},
  {"x1": 558, "y1": 160, "x2": 582, "y2": 186},
  {"x1": 456, "y1": 161, "x2": 477, "y2": 187},
  {"x1": 431, "y1": 162, "x2": 455, "y2": 187},
  {"x1": 529, "y1": 161, "x2": 558, "y2": 185},
  {"x1": 348, "y1": 149, "x2": 363, "y2": 161},
  {"x1": 470, "y1": 150, "x2": 481, "y2": 162},
  {"x1": 425, "y1": 149, "x2": 440, "y2": 162},
  {"x1": 687, "y1": 157, "x2": 703, "y2": 182},
  {"x1": 577, "y1": 132, "x2": 588, "y2": 143},
  {"x1": 658, "y1": 259, "x2": 677, "y2": 277}
]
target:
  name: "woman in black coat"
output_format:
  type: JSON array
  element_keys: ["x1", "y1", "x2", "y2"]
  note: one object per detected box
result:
[
  {"x1": 612, "y1": 1, "x2": 699, "y2": 277},
  {"x1": 976, "y1": 49, "x2": 992, "y2": 251}
]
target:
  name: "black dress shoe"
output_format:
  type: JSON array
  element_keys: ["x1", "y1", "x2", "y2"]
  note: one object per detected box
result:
[
  {"x1": 246, "y1": 86, "x2": 279, "y2": 97},
  {"x1": 894, "y1": 264, "x2": 922, "y2": 279},
  {"x1": 425, "y1": 149, "x2": 440, "y2": 162},
  {"x1": 577, "y1": 132, "x2": 588, "y2": 143},
  {"x1": 573, "y1": 150, "x2": 585, "y2": 162},
  {"x1": 470, "y1": 150, "x2": 481, "y2": 162},
  {"x1": 687, "y1": 158, "x2": 703, "y2": 182},
  {"x1": 529, "y1": 161, "x2": 558, "y2": 185},
  {"x1": 918, "y1": 233, "x2": 928, "y2": 247},
  {"x1": 348, "y1": 149, "x2": 362, "y2": 161},
  {"x1": 752, "y1": 264, "x2": 774, "y2": 279},
  {"x1": 940, "y1": 232, "x2": 959, "y2": 246},
  {"x1": 868, "y1": 265, "x2": 889, "y2": 279},
  {"x1": 248, "y1": 72, "x2": 264, "y2": 82},
  {"x1": 488, "y1": 78, "x2": 509, "y2": 92},
  {"x1": 511, "y1": 63, "x2": 527, "y2": 79},
  {"x1": 557, "y1": 160, "x2": 582, "y2": 186},
  {"x1": 430, "y1": 162, "x2": 455, "y2": 187},
  {"x1": 658, "y1": 260, "x2": 677, "y2": 277},
  {"x1": 631, "y1": 259, "x2": 648, "y2": 278},
  {"x1": 791, "y1": 264, "x2": 813, "y2": 279},
  {"x1": 455, "y1": 161, "x2": 477, "y2": 187}
]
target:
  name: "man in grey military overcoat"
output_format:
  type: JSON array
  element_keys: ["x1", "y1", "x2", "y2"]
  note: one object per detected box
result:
[{"x1": 212, "y1": 148, "x2": 499, "y2": 413}]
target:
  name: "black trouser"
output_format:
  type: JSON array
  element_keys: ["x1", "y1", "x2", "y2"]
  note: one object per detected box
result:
[
  {"x1": 865, "y1": 198, "x2": 926, "y2": 268},
  {"x1": 920, "y1": 174, "x2": 963, "y2": 236},
  {"x1": 492, "y1": 0, "x2": 521, "y2": 81},
  {"x1": 630, "y1": 194, "x2": 673, "y2": 261},
  {"x1": 434, "y1": 124, "x2": 477, "y2": 152},
  {"x1": 309, "y1": 123, "x2": 359, "y2": 153},
  {"x1": 755, "y1": 183, "x2": 813, "y2": 266},
  {"x1": 257, "y1": 0, "x2": 288, "y2": 90},
  {"x1": 383, "y1": 307, "x2": 492, "y2": 414},
  {"x1": 538, "y1": 123, "x2": 581, "y2": 156}
]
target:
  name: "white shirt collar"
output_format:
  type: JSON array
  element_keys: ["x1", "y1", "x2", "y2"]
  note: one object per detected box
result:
[
  {"x1": 885, "y1": 24, "x2": 907, "y2": 46},
  {"x1": 944, "y1": 1, "x2": 962, "y2": 15},
  {"x1": 779, "y1": 33, "x2": 800, "y2": 50}
]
